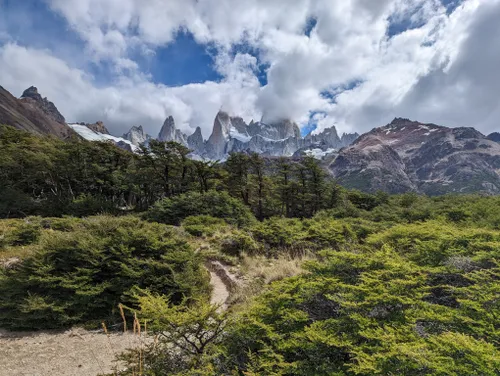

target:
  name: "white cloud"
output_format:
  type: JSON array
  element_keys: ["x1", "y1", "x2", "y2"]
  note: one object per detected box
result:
[
  {"x1": 0, "y1": 43, "x2": 259, "y2": 138},
  {"x1": 1, "y1": 0, "x2": 499, "y2": 138}
]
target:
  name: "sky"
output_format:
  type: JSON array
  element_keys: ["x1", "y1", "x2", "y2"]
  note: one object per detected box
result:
[{"x1": 0, "y1": 0, "x2": 499, "y2": 138}]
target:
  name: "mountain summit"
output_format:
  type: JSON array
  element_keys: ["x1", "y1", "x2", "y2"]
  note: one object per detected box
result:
[
  {"x1": 20, "y1": 86, "x2": 66, "y2": 125},
  {"x1": 329, "y1": 118, "x2": 500, "y2": 195},
  {"x1": 0, "y1": 85, "x2": 72, "y2": 138}
]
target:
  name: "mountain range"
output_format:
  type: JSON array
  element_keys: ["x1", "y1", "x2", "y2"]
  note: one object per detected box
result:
[
  {"x1": 149, "y1": 110, "x2": 359, "y2": 160},
  {"x1": 1, "y1": 85, "x2": 499, "y2": 194},
  {"x1": 329, "y1": 118, "x2": 500, "y2": 195}
]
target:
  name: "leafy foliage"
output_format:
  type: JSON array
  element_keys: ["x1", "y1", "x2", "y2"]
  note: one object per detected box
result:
[
  {"x1": 2, "y1": 125, "x2": 500, "y2": 375},
  {"x1": 220, "y1": 245, "x2": 500, "y2": 375},
  {"x1": 145, "y1": 191, "x2": 256, "y2": 227},
  {"x1": 0, "y1": 216, "x2": 209, "y2": 330},
  {"x1": 116, "y1": 294, "x2": 230, "y2": 375}
]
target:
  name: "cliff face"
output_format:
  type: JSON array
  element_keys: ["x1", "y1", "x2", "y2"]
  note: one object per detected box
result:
[
  {"x1": 328, "y1": 118, "x2": 500, "y2": 195},
  {"x1": 123, "y1": 125, "x2": 152, "y2": 146},
  {"x1": 0, "y1": 85, "x2": 73, "y2": 139},
  {"x1": 84, "y1": 121, "x2": 109, "y2": 135},
  {"x1": 158, "y1": 116, "x2": 188, "y2": 146},
  {"x1": 20, "y1": 86, "x2": 66, "y2": 125},
  {"x1": 187, "y1": 126, "x2": 205, "y2": 155},
  {"x1": 205, "y1": 111, "x2": 233, "y2": 159}
]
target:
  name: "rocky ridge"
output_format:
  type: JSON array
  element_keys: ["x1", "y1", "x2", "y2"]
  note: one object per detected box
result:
[
  {"x1": 0, "y1": 85, "x2": 73, "y2": 138},
  {"x1": 122, "y1": 125, "x2": 152, "y2": 146},
  {"x1": 487, "y1": 132, "x2": 500, "y2": 143},
  {"x1": 74, "y1": 121, "x2": 109, "y2": 134},
  {"x1": 328, "y1": 118, "x2": 500, "y2": 195},
  {"x1": 20, "y1": 86, "x2": 66, "y2": 125},
  {"x1": 149, "y1": 110, "x2": 358, "y2": 160},
  {"x1": 0, "y1": 84, "x2": 357, "y2": 160}
]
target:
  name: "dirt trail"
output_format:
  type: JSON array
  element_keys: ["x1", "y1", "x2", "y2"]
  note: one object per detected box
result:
[
  {"x1": 0, "y1": 261, "x2": 237, "y2": 376},
  {"x1": 0, "y1": 328, "x2": 140, "y2": 376},
  {"x1": 206, "y1": 260, "x2": 239, "y2": 310},
  {"x1": 208, "y1": 270, "x2": 230, "y2": 309}
]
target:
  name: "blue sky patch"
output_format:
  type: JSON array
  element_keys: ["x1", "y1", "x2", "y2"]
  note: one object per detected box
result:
[
  {"x1": 387, "y1": 13, "x2": 427, "y2": 38},
  {"x1": 304, "y1": 18, "x2": 317, "y2": 37},
  {"x1": 0, "y1": 0, "x2": 85, "y2": 65},
  {"x1": 135, "y1": 32, "x2": 222, "y2": 86},
  {"x1": 441, "y1": 0, "x2": 464, "y2": 15},
  {"x1": 230, "y1": 41, "x2": 268, "y2": 86}
]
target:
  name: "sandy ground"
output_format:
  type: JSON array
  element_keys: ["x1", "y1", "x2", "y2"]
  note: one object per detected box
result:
[
  {"x1": 209, "y1": 270, "x2": 230, "y2": 309},
  {"x1": 0, "y1": 328, "x2": 143, "y2": 376}
]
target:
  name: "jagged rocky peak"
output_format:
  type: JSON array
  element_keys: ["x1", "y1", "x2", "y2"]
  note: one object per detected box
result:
[
  {"x1": 85, "y1": 121, "x2": 109, "y2": 134},
  {"x1": 21, "y1": 86, "x2": 41, "y2": 100},
  {"x1": 250, "y1": 118, "x2": 301, "y2": 140},
  {"x1": 231, "y1": 116, "x2": 250, "y2": 136},
  {"x1": 389, "y1": 117, "x2": 417, "y2": 126},
  {"x1": 340, "y1": 132, "x2": 359, "y2": 146},
  {"x1": 306, "y1": 125, "x2": 341, "y2": 146},
  {"x1": 158, "y1": 116, "x2": 176, "y2": 141},
  {"x1": 187, "y1": 126, "x2": 205, "y2": 155},
  {"x1": 158, "y1": 115, "x2": 188, "y2": 145},
  {"x1": 277, "y1": 119, "x2": 301, "y2": 140},
  {"x1": 214, "y1": 111, "x2": 232, "y2": 138},
  {"x1": 206, "y1": 111, "x2": 233, "y2": 159},
  {"x1": 20, "y1": 86, "x2": 66, "y2": 125},
  {"x1": 0, "y1": 84, "x2": 72, "y2": 138},
  {"x1": 123, "y1": 125, "x2": 151, "y2": 146}
]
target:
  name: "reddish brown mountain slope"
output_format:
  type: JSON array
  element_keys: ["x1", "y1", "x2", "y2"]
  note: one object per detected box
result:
[
  {"x1": 329, "y1": 118, "x2": 500, "y2": 195},
  {"x1": 0, "y1": 85, "x2": 73, "y2": 138}
]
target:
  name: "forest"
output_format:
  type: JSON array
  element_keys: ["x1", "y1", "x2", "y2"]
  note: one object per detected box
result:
[{"x1": 0, "y1": 125, "x2": 499, "y2": 375}]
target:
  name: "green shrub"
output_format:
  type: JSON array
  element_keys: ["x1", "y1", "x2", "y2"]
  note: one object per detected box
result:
[
  {"x1": 146, "y1": 191, "x2": 256, "y2": 227},
  {"x1": 220, "y1": 230, "x2": 260, "y2": 257},
  {"x1": 347, "y1": 190, "x2": 381, "y2": 210},
  {"x1": 220, "y1": 249, "x2": 500, "y2": 375},
  {"x1": 39, "y1": 217, "x2": 81, "y2": 232},
  {"x1": 9, "y1": 220, "x2": 41, "y2": 246},
  {"x1": 67, "y1": 194, "x2": 116, "y2": 217},
  {"x1": 446, "y1": 208, "x2": 471, "y2": 223},
  {"x1": 182, "y1": 215, "x2": 228, "y2": 237},
  {"x1": 250, "y1": 217, "x2": 308, "y2": 256},
  {"x1": 0, "y1": 216, "x2": 209, "y2": 330}
]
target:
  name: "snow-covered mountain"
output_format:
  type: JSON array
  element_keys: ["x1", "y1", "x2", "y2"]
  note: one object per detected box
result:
[
  {"x1": 68, "y1": 110, "x2": 359, "y2": 160},
  {"x1": 68, "y1": 123, "x2": 138, "y2": 152},
  {"x1": 184, "y1": 110, "x2": 358, "y2": 160},
  {"x1": 122, "y1": 125, "x2": 152, "y2": 146}
]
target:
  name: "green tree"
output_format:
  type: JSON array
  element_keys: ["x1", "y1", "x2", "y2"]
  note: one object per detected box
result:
[{"x1": 225, "y1": 153, "x2": 251, "y2": 205}]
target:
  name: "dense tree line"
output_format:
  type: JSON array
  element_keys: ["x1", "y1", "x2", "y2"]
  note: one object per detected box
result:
[{"x1": 0, "y1": 125, "x2": 353, "y2": 219}]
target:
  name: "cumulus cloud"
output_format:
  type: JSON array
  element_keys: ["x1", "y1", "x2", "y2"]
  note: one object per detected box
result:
[
  {"x1": 0, "y1": 43, "x2": 259, "y2": 138},
  {"x1": 0, "y1": 0, "x2": 499, "y2": 138}
]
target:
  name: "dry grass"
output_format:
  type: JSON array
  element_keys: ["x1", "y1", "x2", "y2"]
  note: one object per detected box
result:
[
  {"x1": 228, "y1": 254, "x2": 312, "y2": 306},
  {"x1": 240, "y1": 254, "x2": 309, "y2": 284}
]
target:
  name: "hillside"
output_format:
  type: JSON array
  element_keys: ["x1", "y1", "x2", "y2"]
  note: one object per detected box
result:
[
  {"x1": 329, "y1": 118, "x2": 500, "y2": 195},
  {"x1": 0, "y1": 86, "x2": 73, "y2": 139}
]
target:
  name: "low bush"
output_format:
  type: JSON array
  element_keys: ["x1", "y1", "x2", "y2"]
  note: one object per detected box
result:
[
  {"x1": 182, "y1": 215, "x2": 228, "y2": 237},
  {"x1": 220, "y1": 249, "x2": 500, "y2": 375},
  {"x1": 219, "y1": 230, "x2": 260, "y2": 257},
  {"x1": 66, "y1": 194, "x2": 117, "y2": 217},
  {"x1": 146, "y1": 191, "x2": 256, "y2": 227},
  {"x1": 0, "y1": 216, "x2": 209, "y2": 330}
]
